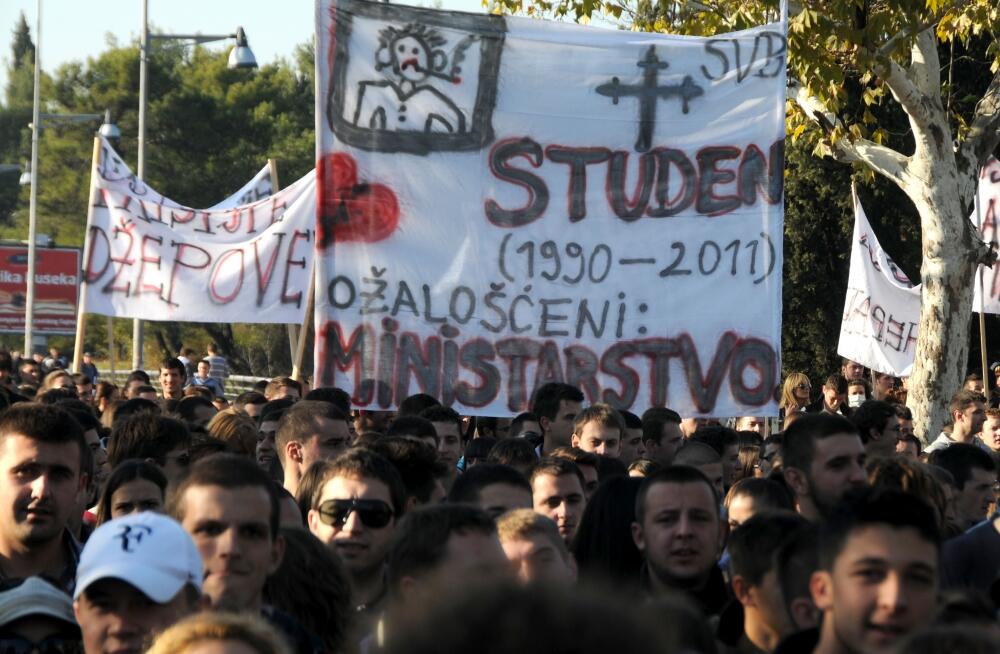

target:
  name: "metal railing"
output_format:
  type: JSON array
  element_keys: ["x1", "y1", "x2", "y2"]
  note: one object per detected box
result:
[{"x1": 97, "y1": 369, "x2": 264, "y2": 397}]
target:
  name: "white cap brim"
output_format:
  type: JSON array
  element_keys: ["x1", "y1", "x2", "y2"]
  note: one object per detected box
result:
[{"x1": 74, "y1": 561, "x2": 189, "y2": 603}]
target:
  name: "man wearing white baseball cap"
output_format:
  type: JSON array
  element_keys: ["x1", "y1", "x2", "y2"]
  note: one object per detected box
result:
[{"x1": 73, "y1": 512, "x2": 205, "y2": 654}]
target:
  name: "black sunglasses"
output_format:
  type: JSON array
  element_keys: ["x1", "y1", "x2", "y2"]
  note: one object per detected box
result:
[{"x1": 317, "y1": 499, "x2": 394, "y2": 529}]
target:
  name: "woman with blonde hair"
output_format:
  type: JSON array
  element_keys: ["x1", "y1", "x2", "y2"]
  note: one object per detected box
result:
[
  {"x1": 206, "y1": 409, "x2": 258, "y2": 457},
  {"x1": 779, "y1": 371, "x2": 811, "y2": 417},
  {"x1": 146, "y1": 612, "x2": 290, "y2": 654}
]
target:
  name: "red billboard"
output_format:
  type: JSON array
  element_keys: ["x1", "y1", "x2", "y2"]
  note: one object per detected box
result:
[{"x1": 0, "y1": 245, "x2": 80, "y2": 335}]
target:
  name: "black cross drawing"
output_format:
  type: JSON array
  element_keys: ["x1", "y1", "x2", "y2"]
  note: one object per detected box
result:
[{"x1": 596, "y1": 45, "x2": 704, "y2": 153}]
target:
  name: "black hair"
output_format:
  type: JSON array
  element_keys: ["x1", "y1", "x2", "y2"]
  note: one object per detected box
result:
[
  {"x1": 781, "y1": 413, "x2": 859, "y2": 473},
  {"x1": 635, "y1": 465, "x2": 719, "y2": 523},
  {"x1": 850, "y1": 400, "x2": 896, "y2": 443},
  {"x1": 572, "y1": 476, "x2": 643, "y2": 587},
  {"x1": 387, "y1": 415, "x2": 439, "y2": 444},
  {"x1": 530, "y1": 383, "x2": 584, "y2": 422},
  {"x1": 303, "y1": 387, "x2": 352, "y2": 415},
  {"x1": 728, "y1": 511, "x2": 808, "y2": 586},
  {"x1": 397, "y1": 393, "x2": 441, "y2": 417},
  {"x1": 818, "y1": 488, "x2": 941, "y2": 570},
  {"x1": 448, "y1": 464, "x2": 531, "y2": 504},
  {"x1": 929, "y1": 443, "x2": 997, "y2": 489}
]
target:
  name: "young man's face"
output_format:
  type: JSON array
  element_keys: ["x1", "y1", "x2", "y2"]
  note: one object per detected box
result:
[
  {"x1": 953, "y1": 466, "x2": 996, "y2": 529},
  {"x1": 196, "y1": 362, "x2": 210, "y2": 379},
  {"x1": 955, "y1": 401, "x2": 986, "y2": 436},
  {"x1": 571, "y1": 420, "x2": 622, "y2": 458},
  {"x1": 476, "y1": 482, "x2": 533, "y2": 519},
  {"x1": 158, "y1": 367, "x2": 183, "y2": 398},
  {"x1": 433, "y1": 421, "x2": 464, "y2": 472},
  {"x1": 646, "y1": 422, "x2": 684, "y2": 465},
  {"x1": 308, "y1": 475, "x2": 396, "y2": 578},
  {"x1": 822, "y1": 385, "x2": 845, "y2": 412},
  {"x1": 296, "y1": 418, "x2": 352, "y2": 469},
  {"x1": 983, "y1": 417, "x2": 1000, "y2": 450},
  {"x1": 0, "y1": 434, "x2": 83, "y2": 549},
  {"x1": 501, "y1": 531, "x2": 576, "y2": 586},
  {"x1": 531, "y1": 473, "x2": 586, "y2": 544},
  {"x1": 804, "y1": 434, "x2": 867, "y2": 517},
  {"x1": 543, "y1": 400, "x2": 582, "y2": 447},
  {"x1": 74, "y1": 579, "x2": 195, "y2": 654},
  {"x1": 739, "y1": 417, "x2": 766, "y2": 433},
  {"x1": 842, "y1": 360, "x2": 864, "y2": 380},
  {"x1": 721, "y1": 444, "x2": 741, "y2": 489},
  {"x1": 620, "y1": 427, "x2": 644, "y2": 463},
  {"x1": 633, "y1": 481, "x2": 722, "y2": 588},
  {"x1": 811, "y1": 525, "x2": 937, "y2": 654},
  {"x1": 257, "y1": 420, "x2": 279, "y2": 469},
  {"x1": 177, "y1": 484, "x2": 282, "y2": 612}
]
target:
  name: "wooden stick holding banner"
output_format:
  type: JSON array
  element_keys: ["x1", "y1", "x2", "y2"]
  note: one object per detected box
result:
[
  {"x1": 107, "y1": 317, "x2": 116, "y2": 379},
  {"x1": 72, "y1": 137, "x2": 101, "y2": 375},
  {"x1": 291, "y1": 262, "x2": 316, "y2": 383},
  {"x1": 268, "y1": 158, "x2": 300, "y2": 361}
]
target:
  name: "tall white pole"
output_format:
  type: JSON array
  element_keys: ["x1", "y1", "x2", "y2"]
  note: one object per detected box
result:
[
  {"x1": 24, "y1": 0, "x2": 42, "y2": 357},
  {"x1": 132, "y1": 0, "x2": 148, "y2": 370}
]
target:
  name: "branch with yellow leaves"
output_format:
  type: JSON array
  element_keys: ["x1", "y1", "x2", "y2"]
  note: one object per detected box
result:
[{"x1": 787, "y1": 77, "x2": 909, "y2": 188}]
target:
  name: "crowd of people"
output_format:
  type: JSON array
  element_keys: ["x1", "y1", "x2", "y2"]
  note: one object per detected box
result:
[{"x1": 0, "y1": 346, "x2": 999, "y2": 654}]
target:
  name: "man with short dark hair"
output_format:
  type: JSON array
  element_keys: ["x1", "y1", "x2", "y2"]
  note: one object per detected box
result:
[
  {"x1": 570, "y1": 403, "x2": 624, "y2": 458},
  {"x1": 529, "y1": 457, "x2": 587, "y2": 545},
  {"x1": 0, "y1": 404, "x2": 87, "y2": 591},
  {"x1": 448, "y1": 464, "x2": 533, "y2": 518},
  {"x1": 632, "y1": 466, "x2": 728, "y2": 617},
  {"x1": 107, "y1": 414, "x2": 192, "y2": 487},
  {"x1": 158, "y1": 357, "x2": 186, "y2": 401},
  {"x1": 809, "y1": 489, "x2": 940, "y2": 654},
  {"x1": 640, "y1": 407, "x2": 684, "y2": 466},
  {"x1": 690, "y1": 425, "x2": 741, "y2": 491},
  {"x1": 929, "y1": 443, "x2": 997, "y2": 531},
  {"x1": 307, "y1": 449, "x2": 407, "y2": 633},
  {"x1": 926, "y1": 389, "x2": 989, "y2": 453},
  {"x1": 849, "y1": 400, "x2": 900, "y2": 459},
  {"x1": 781, "y1": 413, "x2": 867, "y2": 521},
  {"x1": 387, "y1": 504, "x2": 509, "y2": 605},
  {"x1": 276, "y1": 400, "x2": 353, "y2": 495},
  {"x1": 169, "y1": 454, "x2": 318, "y2": 654},
  {"x1": 73, "y1": 512, "x2": 203, "y2": 654},
  {"x1": 420, "y1": 405, "x2": 464, "y2": 489},
  {"x1": 367, "y1": 437, "x2": 448, "y2": 507},
  {"x1": 530, "y1": 383, "x2": 584, "y2": 455},
  {"x1": 256, "y1": 398, "x2": 295, "y2": 475},
  {"x1": 840, "y1": 358, "x2": 865, "y2": 382},
  {"x1": 619, "y1": 410, "x2": 644, "y2": 463},
  {"x1": 265, "y1": 377, "x2": 301, "y2": 401},
  {"x1": 806, "y1": 374, "x2": 848, "y2": 416},
  {"x1": 386, "y1": 415, "x2": 439, "y2": 449},
  {"x1": 724, "y1": 512, "x2": 809, "y2": 652},
  {"x1": 548, "y1": 446, "x2": 599, "y2": 498},
  {"x1": 174, "y1": 395, "x2": 217, "y2": 430},
  {"x1": 235, "y1": 390, "x2": 268, "y2": 418},
  {"x1": 673, "y1": 441, "x2": 725, "y2": 500}
]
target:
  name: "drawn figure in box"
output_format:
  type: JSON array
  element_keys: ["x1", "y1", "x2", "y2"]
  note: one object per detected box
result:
[{"x1": 353, "y1": 23, "x2": 474, "y2": 134}]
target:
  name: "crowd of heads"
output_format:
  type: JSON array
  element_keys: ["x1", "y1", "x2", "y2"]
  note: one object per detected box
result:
[{"x1": 2, "y1": 349, "x2": 1000, "y2": 654}]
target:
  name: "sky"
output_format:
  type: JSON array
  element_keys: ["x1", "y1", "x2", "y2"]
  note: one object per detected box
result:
[{"x1": 0, "y1": 0, "x2": 487, "y2": 98}]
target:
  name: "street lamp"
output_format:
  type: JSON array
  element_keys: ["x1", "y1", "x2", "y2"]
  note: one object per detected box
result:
[
  {"x1": 23, "y1": 110, "x2": 119, "y2": 357},
  {"x1": 24, "y1": 0, "x2": 121, "y2": 357},
  {"x1": 133, "y1": 0, "x2": 257, "y2": 370}
]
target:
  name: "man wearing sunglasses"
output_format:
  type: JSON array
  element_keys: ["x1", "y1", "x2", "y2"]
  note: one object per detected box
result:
[{"x1": 308, "y1": 449, "x2": 407, "y2": 640}]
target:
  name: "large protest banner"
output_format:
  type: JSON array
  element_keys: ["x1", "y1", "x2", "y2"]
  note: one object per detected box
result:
[
  {"x1": 972, "y1": 157, "x2": 1000, "y2": 313},
  {"x1": 314, "y1": 0, "x2": 786, "y2": 416},
  {"x1": 0, "y1": 246, "x2": 80, "y2": 334},
  {"x1": 838, "y1": 189, "x2": 920, "y2": 377},
  {"x1": 82, "y1": 140, "x2": 317, "y2": 324}
]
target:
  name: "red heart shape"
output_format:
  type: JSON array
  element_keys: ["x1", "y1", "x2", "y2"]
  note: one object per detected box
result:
[{"x1": 317, "y1": 153, "x2": 400, "y2": 245}]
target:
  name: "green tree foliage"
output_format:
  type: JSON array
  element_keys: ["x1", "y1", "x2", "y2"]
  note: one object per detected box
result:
[{"x1": 0, "y1": 31, "x2": 315, "y2": 373}]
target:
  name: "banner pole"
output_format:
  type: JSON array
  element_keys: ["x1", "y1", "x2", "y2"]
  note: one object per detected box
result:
[
  {"x1": 291, "y1": 263, "x2": 316, "y2": 383},
  {"x1": 269, "y1": 158, "x2": 300, "y2": 363},
  {"x1": 107, "y1": 317, "x2": 116, "y2": 381},
  {"x1": 72, "y1": 136, "x2": 102, "y2": 375}
]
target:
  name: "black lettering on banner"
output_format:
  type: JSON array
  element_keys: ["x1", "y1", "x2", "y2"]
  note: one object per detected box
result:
[
  {"x1": 607, "y1": 151, "x2": 656, "y2": 220},
  {"x1": 441, "y1": 335, "x2": 460, "y2": 407},
  {"x1": 362, "y1": 268, "x2": 390, "y2": 315},
  {"x1": 280, "y1": 230, "x2": 310, "y2": 307},
  {"x1": 729, "y1": 337, "x2": 775, "y2": 406},
  {"x1": 391, "y1": 280, "x2": 418, "y2": 317},
  {"x1": 253, "y1": 232, "x2": 286, "y2": 306},
  {"x1": 456, "y1": 339, "x2": 501, "y2": 407},
  {"x1": 377, "y1": 320, "x2": 398, "y2": 408},
  {"x1": 449, "y1": 286, "x2": 476, "y2": 324},
  {"x1": 638, "y1": 338, "x2": 680, "y2": 409},
  {"x1": 395, "y1": 332, "x2": 441, "y2": 400},
  {"x1": 600, "y1": 341, "x2": 641, "y2": 409},
  {"x1": 564, "y1": 345, "x2": 601, "y2": 403},
  {"x1": 209, "y1": 248, "x2": 245, "y2": 305},
  {"x1": 576, "y1": 299, "x2": 609, "y2": 339},
  {"x1": 327, "y1": 276, "x2": 357, "y2": 309},
  {"x1": 647, "y1": 148, "x2": 697, "y2": 217},
  {"x1": 136, "y1": 235, "x2": 165, "y2": 299},
  {"x1": 532, "y1": 341, "x2": 566, "y2": 399},
  {"x1": 538, "y1": 298, "x2": 571, "y2": 337},
  {"x1": 85, "y1": 226, "x2": 111, "y2": 283},
  {"x1": 696, "y1": 146, "x2": 741, "y2": 215},
  {"x1": 680, "y1": 331, "x2": 735, "y2": 414},
  {"x1": 544, "y1": 146, "x2": 611, "y2": 221},
  {"x1": 485, "y1": 138, "x2": 549, "y2": 228},
  {"x1": 496, "y1": 338, "x2": 542, "y2": 411},
  {"x1": 165, "y1": 242, "x2": 211, "y2": 308},
  {"x1": 481, "y1": 283, "x2": 508, "y2": 333}
]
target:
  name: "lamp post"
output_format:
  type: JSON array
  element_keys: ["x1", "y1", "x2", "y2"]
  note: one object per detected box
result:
[
  {"x1": 133, "y1": 0, "x2": 257, "y2": 370},
  {"x1": 24, "y1": 0, "x2": 119, "y2": 356}
]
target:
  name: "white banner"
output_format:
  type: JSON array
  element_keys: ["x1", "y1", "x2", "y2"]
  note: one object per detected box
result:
[
  {"x1": 972, "y1": 157, "x2": 1000, "y2": 313},
  {"x1": 96, "y1": 137, "x2": 274, "y2": 210},
  {"x1": 314, "y1": 0, "x2": 786, "y2": 416},
  {"x1": 838, "y1": 188, "x2": 920, "y2": 376},
  {"x1": 83, "y1": 144, "x2": 316, "y2": 323}
]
